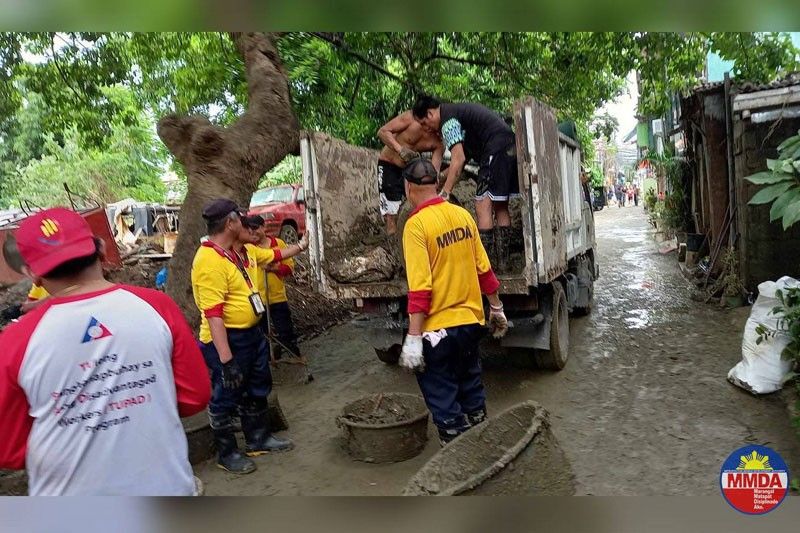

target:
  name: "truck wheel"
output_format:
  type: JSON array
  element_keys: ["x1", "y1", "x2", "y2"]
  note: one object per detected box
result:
[
  {"x1": 279, "y1": 223, "x2": 299, "y2": 244},
  {"x1": 534, "y1": 282, "x2": 570, "y2": 370},
  {"x1": 375, "y1": 344, "x2": 401, "y2": 365}
]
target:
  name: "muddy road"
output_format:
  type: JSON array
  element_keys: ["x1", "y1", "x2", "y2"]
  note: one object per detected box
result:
[{"x1": 197, "y1": 205, "x2": 800, "y2": 495}]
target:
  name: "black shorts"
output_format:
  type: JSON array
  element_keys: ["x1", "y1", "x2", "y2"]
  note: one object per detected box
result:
[
  {"x1": 475, "y1": 144, "x2": 520, "y2": 201},
  {"x1": 377, "y1": 160, "x2": 404, "y2": 202}
]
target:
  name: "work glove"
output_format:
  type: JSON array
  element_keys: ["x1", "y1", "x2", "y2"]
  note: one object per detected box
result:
[
  {"x1": 489, "y1": 303, "x2": 509, "y2": 339},
  {"x1": 221, "y1": 359, "x2": 244, "y2": 389},
  {"x1": 399, "y1": 334, "x2": 425, "y2": 372},
  {"x1": 399, "y1": 147, "x2": 421, "y2": 163}
]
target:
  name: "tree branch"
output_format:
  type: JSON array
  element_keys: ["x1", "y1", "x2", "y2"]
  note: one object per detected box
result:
[
  {"x1": 310, "y1": 32, "x2": 416, "y2": 90},
  {"x1": 48, "y1": 33, "x2": 85, "y2": 102},
  {"x1": 421, "y1": 53, "x2": 494, "y2": 69}
]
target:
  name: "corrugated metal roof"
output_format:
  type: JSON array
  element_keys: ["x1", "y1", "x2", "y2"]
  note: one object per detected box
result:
[{"x1": 688, "y1": 72, "x2": 800, "y2": 96}]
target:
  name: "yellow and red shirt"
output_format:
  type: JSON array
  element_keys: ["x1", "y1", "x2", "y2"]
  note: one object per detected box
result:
[
  {"x1": 27, "y1": 284, "x2": 49, "y2": 301},
  {"x1": 191, "y1": 241, "x2": 280, "y2": 343},
  {"x1": 256, "y1": 237, "x2": 293, "y2": 305},
  {"x1": 402, "y1": 197, "x2": 500, "y2": 332}
]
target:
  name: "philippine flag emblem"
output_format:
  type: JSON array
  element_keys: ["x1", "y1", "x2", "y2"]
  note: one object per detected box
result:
[
  {"x1": 720, "y1": 445, "x2": 789, "y2": 514},
  {"x1": 81, "y1": 317, "x2": 113, "y2": 343}
]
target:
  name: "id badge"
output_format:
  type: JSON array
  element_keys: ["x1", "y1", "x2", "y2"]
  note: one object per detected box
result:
[{"x1": 249, "y1": 293, "x2": 266, "y2": 316}]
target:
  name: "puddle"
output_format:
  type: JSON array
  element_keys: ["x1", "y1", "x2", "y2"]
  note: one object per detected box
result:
[{"x1": 624, "y1": 309, "x2": 650, "y2": 329}]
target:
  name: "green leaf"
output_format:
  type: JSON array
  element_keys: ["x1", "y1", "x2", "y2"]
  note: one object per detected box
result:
[
  {"x1": 766, "y1": 159, "x2": 781, "y2": 171},
  {"x1": 782, "y1": 160, "x2": 796, "y2": 173},
  {"x1": 746, "y1": 171, "x2": 794, "y2": 185},
  {"x1": 770, "y1": 189, "x2": 800, "y2": 221},
  {"x1": 783, "y1": 200, "x2": 800, "y2": 230},
  {"x1": 749, "y1": 181, "x2": 795, "y2": 205},
  {"x1": 777, "y1": 134, "x2": 800, "y2": 152}
]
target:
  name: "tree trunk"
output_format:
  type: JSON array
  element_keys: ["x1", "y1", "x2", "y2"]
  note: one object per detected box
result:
[{"x1": 157, "y1": 32, "x2": 299, "y2": 329}]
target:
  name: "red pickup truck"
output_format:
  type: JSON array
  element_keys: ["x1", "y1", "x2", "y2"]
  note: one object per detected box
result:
[{"x1": 248, "y1": 184, "x2": 306, "y2": 243}]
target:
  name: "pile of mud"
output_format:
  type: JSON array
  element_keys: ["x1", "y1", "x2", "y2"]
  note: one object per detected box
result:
[
  {"x1": 323, "y1": 186, "x2": 528, "y2": 286},
  {"x1": 341, "y1": 393, "x2": 419, "y2": 425}
]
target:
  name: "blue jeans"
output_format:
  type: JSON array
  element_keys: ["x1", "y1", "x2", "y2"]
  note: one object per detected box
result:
[
  {"x1": 201, "y1": 326, "x2": 272, "y2": 418},
  {"x1": 415, "y1": 323, "x2": 486, "y2": 431}
]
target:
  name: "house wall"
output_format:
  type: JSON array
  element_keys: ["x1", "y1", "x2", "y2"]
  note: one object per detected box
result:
[{"x1": 734, "y1": 114, "x2": 800, "y2": 289}]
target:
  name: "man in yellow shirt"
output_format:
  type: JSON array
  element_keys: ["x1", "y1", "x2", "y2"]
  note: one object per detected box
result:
[
  {"x1": 191, "y1": 199, "x2": 309, "y2": 474},
  {"x1": 243, "y1": 215, "x2": 302, "y2": 361},
  {"x1": 22, "y1": 283, "x2": 49, "y2": 314},
  {"x1": 400, "y1": 158, "x2": 508, "y2": 445}
]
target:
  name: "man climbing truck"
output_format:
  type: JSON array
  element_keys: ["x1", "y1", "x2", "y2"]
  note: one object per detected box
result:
[
  {"x1": 301, "y1": 95, "x2": 597, "y2": 372},
  {"x1": 376, "y1": 110, "x2": 444, "y2": 235},
  {"x1": 412, "y1": 95, "x2": 519, "y2": 273}
]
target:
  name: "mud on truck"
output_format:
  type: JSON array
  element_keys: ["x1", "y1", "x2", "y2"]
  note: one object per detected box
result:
[{"x1": 300, "y1": 96, "x2": 598, "y2": 370}]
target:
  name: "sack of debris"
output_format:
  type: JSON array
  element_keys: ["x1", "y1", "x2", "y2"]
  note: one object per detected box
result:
[
  {"x1": 728, "y1": 276, "x2": 798, "y2": 395},
  {"x1": 328, "y1": 245, "x2": 397, "y2": 284}
]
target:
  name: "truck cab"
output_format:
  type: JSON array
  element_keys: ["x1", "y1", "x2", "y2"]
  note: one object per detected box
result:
[
  {"x1": 300, "y1": 96, "x2": 598, "y2": 369},
  {"x1": 249, "y1": 183, "x2": 306, "y2": 243}
]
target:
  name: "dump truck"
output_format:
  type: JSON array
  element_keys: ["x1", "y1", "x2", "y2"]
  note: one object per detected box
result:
[{"x1": 300, "y1": 96, "x2": 597, "y2": 370}]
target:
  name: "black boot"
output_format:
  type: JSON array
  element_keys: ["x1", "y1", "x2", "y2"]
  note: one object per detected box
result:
[
  {"x1": 495, "y1": 226, "x2": 513, "y2": 274},
  {"x1": 466, "y1": 408, "x2": 487, "y2": 427},
  {"x1": 241, "y1": 398, "x2": 294, "y2": 456},
  {"x1": 210, "y1": 412, "x2": 256, "y2": 474},
  {"x1": 479, "y1": 229, "x2": 497, "y2": 271},
  {"x1": 437, "y1": 414, "x2": 471, "y2": 447}
]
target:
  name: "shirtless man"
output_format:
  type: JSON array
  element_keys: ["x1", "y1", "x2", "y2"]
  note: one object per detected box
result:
[{"x1": 377, "y1": 110, "x2": 444, "y2": 235}]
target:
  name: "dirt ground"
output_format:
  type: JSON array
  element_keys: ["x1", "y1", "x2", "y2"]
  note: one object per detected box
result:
[{"x1": 197, "y1": 204, "x2": 800, "y2": 496}]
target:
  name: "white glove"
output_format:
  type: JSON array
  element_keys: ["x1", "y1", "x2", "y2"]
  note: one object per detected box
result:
[
  {"x1": 399, "y1": 334, "x2": 425, "y2": 372},
  {"x1": 489, "y1": 304, "x2": 508, "y2": 339}
]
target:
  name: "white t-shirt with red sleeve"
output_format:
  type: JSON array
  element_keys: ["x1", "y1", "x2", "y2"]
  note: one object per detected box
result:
[{"x1": 0, "y1": 284, "x2": 211, "y2": 496}]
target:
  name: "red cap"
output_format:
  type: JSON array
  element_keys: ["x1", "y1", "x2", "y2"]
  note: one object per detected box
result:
[{"x1": 16, "y1": 207, "x2": 97, "y2": 277}]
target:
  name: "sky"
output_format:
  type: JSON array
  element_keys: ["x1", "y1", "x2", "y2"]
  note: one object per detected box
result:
[{"x1": 599, "y1": 70, "x2": 639, "y2": 146}]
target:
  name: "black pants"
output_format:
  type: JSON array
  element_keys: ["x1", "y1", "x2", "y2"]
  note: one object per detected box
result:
[
  {"x1": 415, "y1": 324, "x2": 486, "y2": 432},
  {"x1": 201, "y1": 326, "x2": 272, "y2": 418},
  {"x1": 262, "y1": 301, "x2": 300, "y2": 359}
]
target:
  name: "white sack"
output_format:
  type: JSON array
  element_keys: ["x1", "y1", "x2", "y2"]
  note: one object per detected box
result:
[{"x1": 727, "y1": 276, "x2": 798, "y2": 394}]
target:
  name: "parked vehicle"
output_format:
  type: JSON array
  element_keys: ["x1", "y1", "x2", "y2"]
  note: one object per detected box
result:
[
  {"x1": 301, "y1": 96, "x2": 598, "y2": 370},
  {"x1": 249, "y1": 184, "x2": 306, "y2": 243}
]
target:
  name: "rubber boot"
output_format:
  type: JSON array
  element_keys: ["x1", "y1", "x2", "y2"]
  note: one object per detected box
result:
[
  {"x1": 241, "y1": 398, "x2": 294, "y2": 456},
  {"x1": 495, "y1": 226, "x2": 513, "y2": 274},
  {"x1": 210, "y1": 412, "x2": 256, "y2": 474},
  {"x1": 479, "y1": 229, "x2": 497, "y2": 271},
  {"x1": 466, "y1": 408, "x2": 487, "y2": 427},
  {"x1": 437, "y1": 414, "x2": 471, "y2": 447}
]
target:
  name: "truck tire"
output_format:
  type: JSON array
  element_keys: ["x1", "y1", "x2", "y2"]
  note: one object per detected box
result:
[
  {"x1": 279, "y1": 223, "x2": 299, "y2": 244},
  {"x1": 534, "y1": 282, "x2": 570, "y2": 370}
]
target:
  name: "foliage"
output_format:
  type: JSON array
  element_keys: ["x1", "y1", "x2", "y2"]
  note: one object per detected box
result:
[
  {"x1": 644, "y1": 187, "x2": 657, "y2": 212},
  {"x1": 645, "y1": 150, "x2": 691, "y2": 232},
  {"x1": 258, "y1": 155, "x2": 302, "y2": 188},
  {"x1": 6, "y1": 120, "x2": 166, "y2": 208},
  {"x1": 746, "y1": 130, "x2": 800, "y2": 230},
  {"x1": 1, "y1": 32, "x2": 798, "y2": 203},
  {"x1": 586, "y1": 162, "x2": 604, "y2": 188},
  {"x1": 590, "y1": 111, "x2": 619, "y2": 142}
]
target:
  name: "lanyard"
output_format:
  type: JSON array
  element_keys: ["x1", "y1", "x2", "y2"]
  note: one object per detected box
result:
[{"x1": 202, "y1": 241, "x2": 255, "y2": 291}]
